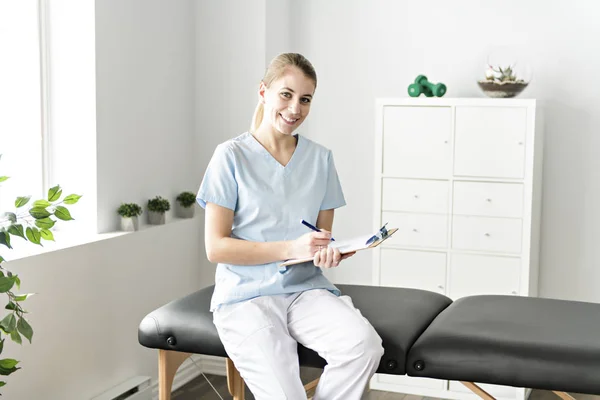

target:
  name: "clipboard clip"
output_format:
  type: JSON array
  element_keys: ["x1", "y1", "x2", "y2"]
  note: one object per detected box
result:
[{"x1": 365, "y1": 222, "x2": 389, "y2": 245}]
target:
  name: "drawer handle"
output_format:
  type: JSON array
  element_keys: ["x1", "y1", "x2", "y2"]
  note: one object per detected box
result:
[
  {"x1": 518, "y1": 141, "x2": 523, "y2": 145},
  {"x1": 486, "y1": 198, "x2": 492, "y2": 202},
  {"x1": 511, "y1": 291, "x2": 517, "y2": 294},
  {"x1": 484, "y1": 232, "x2": 491, "y2": 237},
  {"x1": 438, "y1": 285, "x2": 444, "y2": 289},
  {"x1": 412, "y1": 228, "x2": 419, "y2": 233},
  {"x1": 414, "y1": 194, "x2": 419, "y2": 199}
]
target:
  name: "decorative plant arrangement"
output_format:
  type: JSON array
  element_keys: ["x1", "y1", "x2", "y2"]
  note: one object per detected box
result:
[
  {"x1": 478, "y1": 58, "x2": 531, "y2": 98},
  {"x1": 117, "y1": 203, "x2": 142, "y2": 232},
  {"x1": 147, "y1": 196, "x2": 170, "y2": 225},
  {"x1": 175, "y1": 191, "x2": 196, "y2": 219},
  {"x1": 0, "y1": 154, "x2": 80, "y2": 392},
  {"x1": 118, "y1": 192, "x2": 197, "y2": 231}
]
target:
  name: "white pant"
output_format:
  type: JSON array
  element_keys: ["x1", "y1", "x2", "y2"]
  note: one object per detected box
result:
[{"x1": 213, "y1": 289, "x2": 384, "y2": 400}]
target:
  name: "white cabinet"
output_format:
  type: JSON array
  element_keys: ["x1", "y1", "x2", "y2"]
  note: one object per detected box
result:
[
  {"x1": 454, "y1": 106, "x2": 528, "y2": 178},
  {"x1": 382, "y1": 179, "x2": 449, "y2": 214},
  {"x1": 380, "y1": 248, "x2": 446, "y2": 294},
  {"x1": 383, "y1": 106, "x2": 452, "y2": 178},
  {"x1": 383, "y1": 212, "x2": 448, "y2": 249},
  {"x1": 449, "y1": 253, "x2": 521, "y2": 299},
  {"x1": 451, "y1": 215, "x2": 523, "y2": 254},
  {"x1": 371, "y1": 98, "x2": 543, "y2": 400},
  {"x1": 452, "y1": 181, "x2": 524, "y2": 218}
]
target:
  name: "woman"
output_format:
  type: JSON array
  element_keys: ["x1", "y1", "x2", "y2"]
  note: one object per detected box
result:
[{"x1": 197, "y1": 53, "x2": 384, "y2": 399}]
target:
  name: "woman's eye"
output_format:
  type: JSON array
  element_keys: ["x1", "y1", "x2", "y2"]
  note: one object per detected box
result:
[
  {"x1": 301, "y1": 97, "x2": 311, "y2": 104},
  {"x1": 280, "y1": 92, "x2": 291, "y2": 98}
]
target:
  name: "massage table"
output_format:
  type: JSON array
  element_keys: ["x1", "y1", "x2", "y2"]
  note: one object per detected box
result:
[{"x1": 138, "y1": 284, "x2": 600, "y2": 400}]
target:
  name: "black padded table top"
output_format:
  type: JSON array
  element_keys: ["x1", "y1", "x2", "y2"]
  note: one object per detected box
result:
[
  {"x1": 407, "y1": 295, "x2": 600, "y2": 395},
  {"x1": 138, "y1": 284, "x2": 452, "y2": 375}
]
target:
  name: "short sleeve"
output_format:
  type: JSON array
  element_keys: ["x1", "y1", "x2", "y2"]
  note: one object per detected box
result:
[
  {"x1": 320, "y1": 150, "x2": 346, "y2": 210},
  {"x1": 196, "y1": 144, "x2": 238, "y2": 211}
]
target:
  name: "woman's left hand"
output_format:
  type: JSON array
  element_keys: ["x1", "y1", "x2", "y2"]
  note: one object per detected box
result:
[{"x1": 313, "y1": 246, "x2": 356, "y2": 268}]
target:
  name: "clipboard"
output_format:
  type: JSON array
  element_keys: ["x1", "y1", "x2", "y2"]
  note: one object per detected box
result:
[{"x1": 280, "y1": 225, "x2": 398, "y2": 267}]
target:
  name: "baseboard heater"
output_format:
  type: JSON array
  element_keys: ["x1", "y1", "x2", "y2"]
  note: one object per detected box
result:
[{"x1": 90, "y1": 376, "x2": 152, "y2": 400}]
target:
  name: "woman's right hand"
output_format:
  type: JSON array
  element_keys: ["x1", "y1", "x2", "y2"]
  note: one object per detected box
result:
[{"x1": 288, "y1": 231, "x2": 333, "y2": 260}]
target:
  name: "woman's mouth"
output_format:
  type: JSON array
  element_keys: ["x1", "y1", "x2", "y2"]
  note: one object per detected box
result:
[{"x1": 280, "y1": 114, "x2": 298, "y2": 125}]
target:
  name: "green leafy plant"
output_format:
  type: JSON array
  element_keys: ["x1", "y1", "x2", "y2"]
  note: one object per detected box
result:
[
  {"x1": 147, "y1": 196, "x2": 170, "y2": 214},
  {"x1": 117, "y1": 203, "x2": 142, "y2": 218},
  {"x1": 0, "y1": 154, "x2": 80, "y2": 391},
  {"x1": 176, "y1": 192, "x2": 196, "y2": 208}
]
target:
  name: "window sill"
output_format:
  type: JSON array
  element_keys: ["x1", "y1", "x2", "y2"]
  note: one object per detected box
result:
[{"x1": 2, "y1": 215, "x2": 199, "y2": 263}]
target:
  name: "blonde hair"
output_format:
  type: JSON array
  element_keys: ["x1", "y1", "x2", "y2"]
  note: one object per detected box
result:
[{"x1": 250, "y1": 53, "x2": 317, "y2": 133}]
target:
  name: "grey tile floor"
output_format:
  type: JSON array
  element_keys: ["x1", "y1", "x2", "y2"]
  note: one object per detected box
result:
[{"x1": 171, "y1": 367, "x2": 600, "y2": 400}]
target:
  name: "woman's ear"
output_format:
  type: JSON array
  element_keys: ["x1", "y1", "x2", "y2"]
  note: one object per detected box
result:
[{"x1": 258, "y1": 81, "x2": 266, "y2": 104}]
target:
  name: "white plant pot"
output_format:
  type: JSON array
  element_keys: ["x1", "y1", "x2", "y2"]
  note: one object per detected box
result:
[
  {"x1": 121, "y1": 216, "x2": 139, "y2": 232},
  {"x1": 176, "y1": 204, "x2": 195, "y2": 218},
  {"x1": 148, "y1": 210, "x2": 166, "y2": 225}
]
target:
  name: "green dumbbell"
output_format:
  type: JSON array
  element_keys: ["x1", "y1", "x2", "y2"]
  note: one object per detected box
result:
[
  {"x1": 408, "y1": 83, "x2": 433, "y2": 97},
  {"x1": 414, "y1": 75, "x2": 447, "y2": 97}
]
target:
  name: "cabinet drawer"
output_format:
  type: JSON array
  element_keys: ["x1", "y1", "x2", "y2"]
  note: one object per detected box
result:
[
  {"x1": 383, "y1": 106, "x2": 452, "y2": 178},
  {"x1": 453, "y1": 181, "x2": 524, "y2": 218},
  {"x1": 448, "y1": 253, "x2": 521, "y2": 299},
  {"x1": 380, "y1": 249, "x2": 446, "y2": 294},
  {"x1": 454, "y1": 106, "x2": 527, "y2": 178},
  {"x1": 452, "y1": 216, "x2": 522, "y2": 253},
  {"x1": 382, "y1": 212, "x2": 447, "y2": 249},
  {"x1": 382, "y1": 178, "x2": 448, "y2": 214}
]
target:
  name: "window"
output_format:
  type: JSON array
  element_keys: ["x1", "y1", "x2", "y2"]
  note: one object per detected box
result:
[{"x1": 0, "y1": 0, "x2": 46, "y2": 213}]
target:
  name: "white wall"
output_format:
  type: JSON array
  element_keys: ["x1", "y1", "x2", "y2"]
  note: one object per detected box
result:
[
  {"x1": 4, "y1": 219, "x2": 203, "y2": 400},
  {"x1": 194, "y1": 0, "x2": 267, "y2": 185},
  {"x1": 2, "y1": 1, "x2": 206, "y2": 399},
  {"x1": 265, "y1": 0, "x2": 292, "y2": 64},
  {"x1": 95, "y1": 0, "x2": 196, "y2": 233},
  {"x1": 288, "y1": 0, "x2": 600, "y2": 303}
]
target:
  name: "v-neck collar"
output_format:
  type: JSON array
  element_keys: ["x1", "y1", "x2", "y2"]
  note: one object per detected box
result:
[{"x1": 247, "y1": 131, "x2": 303, "y2": 172}]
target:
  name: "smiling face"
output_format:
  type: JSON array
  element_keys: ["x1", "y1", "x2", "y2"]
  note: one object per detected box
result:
[{"x1": 258, "y1": 66, "x2": 316, "y2": 136}]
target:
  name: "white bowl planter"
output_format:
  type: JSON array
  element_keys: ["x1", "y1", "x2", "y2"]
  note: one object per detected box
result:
[
  {"x1": 148, "y1": 210, "x2": 166, "y2": 225},
  {"x1": 121, "y1": 216, "x2": 139, "y2": 232}
]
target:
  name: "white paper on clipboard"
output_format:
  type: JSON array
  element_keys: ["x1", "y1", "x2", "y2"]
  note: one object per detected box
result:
[{"x1": 279, "y1": 228, "x2": 397, "y2": 267}]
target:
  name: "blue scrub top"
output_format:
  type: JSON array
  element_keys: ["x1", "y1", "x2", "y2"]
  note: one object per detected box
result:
[{"x1": 197, "y1": 131, "x2": 346, "y2": 311}]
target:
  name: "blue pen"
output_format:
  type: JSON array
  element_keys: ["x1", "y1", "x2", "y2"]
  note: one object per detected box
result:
[{"x1": 301, "y1": 219, "x2": 335, "y2": 241}]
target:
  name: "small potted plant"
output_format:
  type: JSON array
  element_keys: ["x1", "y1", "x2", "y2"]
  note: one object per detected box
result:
[
  {"x1": 176, "y1": 191, "x2": 196, "y2": 218},
  {"x1": 117, "y1": 202, "x2": 142, "y2": 231},
  {"x1": 147, "y1": 195, "x2": 170, "y2": 225}
]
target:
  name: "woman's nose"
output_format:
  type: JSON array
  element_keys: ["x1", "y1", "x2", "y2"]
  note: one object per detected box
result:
[{"x1": 288, "y1": 101, "x2": 300, "y2": 114}]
